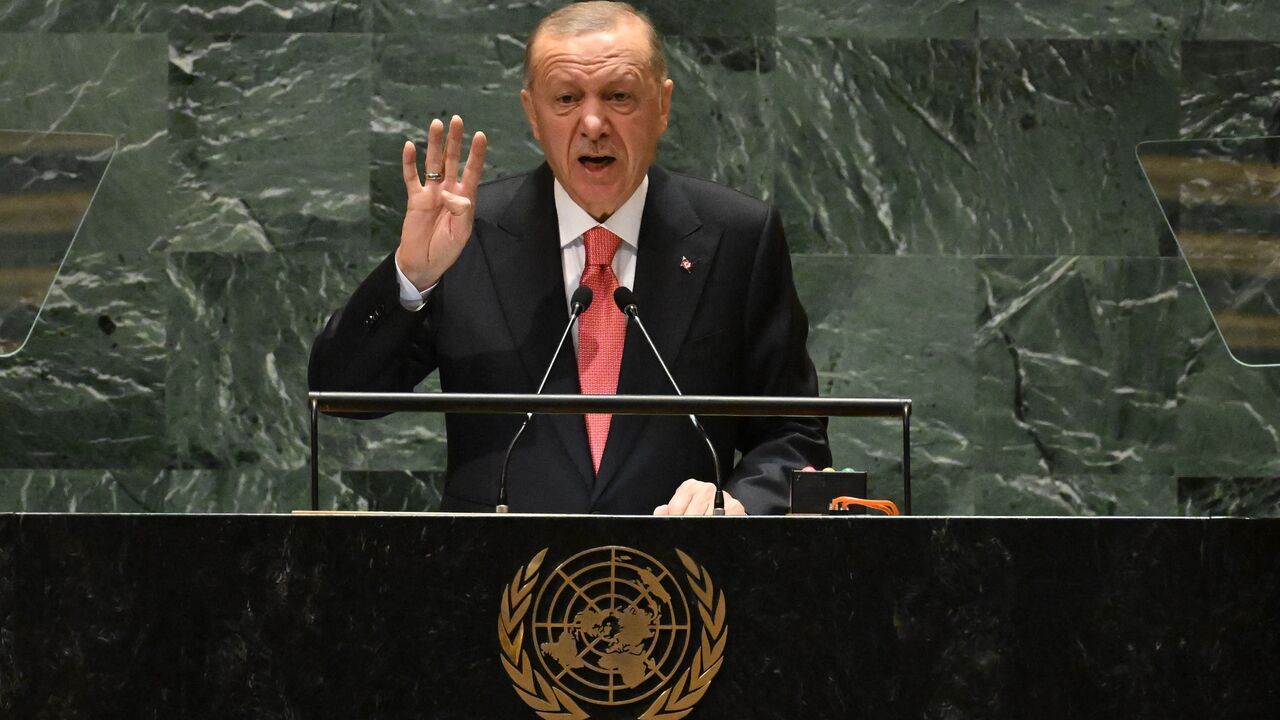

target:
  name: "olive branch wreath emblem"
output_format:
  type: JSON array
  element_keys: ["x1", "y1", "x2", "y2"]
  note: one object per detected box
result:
[{"x1": 498, "y1": 548, "x2": 728, "y2": 720}]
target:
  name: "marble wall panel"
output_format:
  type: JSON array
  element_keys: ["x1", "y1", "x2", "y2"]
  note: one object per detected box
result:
[
  {"x1": 338, "y1": 469, "x2": 443, "y2": 511},
  {"x1": 978, "y1": 0, "x2": 1182, "y2": 39},
  {"x1": 775, "y1": 39, "x2": 982, "y2": 255},
  {"x1": 164, "y1": 252, "x2": 448, "y2": 482},
  {"x1": 162, "y1": 468, "x2": 314, "y2": 512},
  {"x1": 975, "y1": 39, "x2": 1180, "y2": 256},
  {"x1": 1178, "y1": 477, "x2": 1280, "y2": 516},
  {"x1": 0, "y1": 470, "x2": 168, "y2": 512},
  {"x1": 0, "y1": 34, "x2": 169, "y2": 470},
  {"x1": 974, "y1": 257, "x2": 1192, "y2": 484},
  {"x1": 0, "y1": 0, "x2": 366, "y2": 33},
  {"x1": 166, "y1": 33, "x2": 372, "y2": 253},
  {"x1": 1179, "y1": 41, "x2": 1280, "y2": 138},
  {"x1": 795, "y1": 255, "x2": 977, "y2": 515},
  {"x1": 1182, "y1": 0, "x2": 1280, "y2": 40},
  {"x1": 0, "y1": 34, "x2": 170, "y2": 257},
  {"x1": 373, "y1": 0, "x2": 773, "y2": 36},
  {"x1": 778, "y1": 0, "x2": 976, "y2": 39},
  {"x1": 975, "y1": 473, "x2": 1177, "y2": 514},
  {"x1": 1173, "y1": 314, "x2": 1280, "y2": 478},
  {"x1": 371, "y1": 0, "x2": 567, "y2": 34},
  {"x1": 658, "y1": 37, "x2": 775, "y2": 201},
  {"x1": 372, "y1": 0, "x2": 774, "y2": 36}
]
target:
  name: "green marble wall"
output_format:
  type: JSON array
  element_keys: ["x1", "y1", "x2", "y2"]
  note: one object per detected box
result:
[{"x1": 2, "y1": 0, "x2": 1279, "y2": 516}]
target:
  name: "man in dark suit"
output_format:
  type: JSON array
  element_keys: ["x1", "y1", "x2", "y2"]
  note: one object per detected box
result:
[{"x1": 309, "y1": 1, "x2": 829, "y2": 515}]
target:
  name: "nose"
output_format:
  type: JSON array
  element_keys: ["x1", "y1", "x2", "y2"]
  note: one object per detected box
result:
[{"x1": 579, "y1": 97, "x2": 610, "y2": 140}]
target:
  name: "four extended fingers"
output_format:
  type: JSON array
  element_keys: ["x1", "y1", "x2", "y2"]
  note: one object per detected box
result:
[{"x1": 406, "y1": 116, "x2": 486, "y2": 195}]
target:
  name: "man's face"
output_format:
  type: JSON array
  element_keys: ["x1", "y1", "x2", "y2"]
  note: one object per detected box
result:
[{"x1": 521, "y1": 19, "x2": 673, "y2": 221}]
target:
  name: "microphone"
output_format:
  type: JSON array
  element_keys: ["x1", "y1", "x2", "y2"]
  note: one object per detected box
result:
[
  {"x1": 496, "y1": 284, "x2": 593, "y2": 512},
  {"x1": 612, "y1": 287, "x2": 726, "y2": 515}
]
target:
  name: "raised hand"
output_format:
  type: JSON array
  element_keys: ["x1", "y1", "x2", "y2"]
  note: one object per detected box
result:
[{"x1": 396, "y1": 115, "x2": 488, "y2": 290}]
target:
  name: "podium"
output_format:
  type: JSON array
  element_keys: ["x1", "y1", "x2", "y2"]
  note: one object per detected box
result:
[{"x1": 3, "y1": 513, "x2": 1278, "y2": 718}]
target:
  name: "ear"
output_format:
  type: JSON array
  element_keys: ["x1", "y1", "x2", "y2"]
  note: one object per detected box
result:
[
  {"x1": 520, "y1": 88, "x2": 541, "y2": 143},
  {"x1": 658, "y1": 78, "x2": 674, "y2": 134}
]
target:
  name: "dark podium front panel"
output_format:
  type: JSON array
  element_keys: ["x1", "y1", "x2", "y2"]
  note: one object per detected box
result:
[{"x1": 2, "y1": 514, "x2": 1278, "y2": 719}]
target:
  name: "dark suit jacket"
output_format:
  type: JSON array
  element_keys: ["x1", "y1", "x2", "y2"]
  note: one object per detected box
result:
[{"x1": 309, "y1": 163, "x2": 830, "y2": 514}]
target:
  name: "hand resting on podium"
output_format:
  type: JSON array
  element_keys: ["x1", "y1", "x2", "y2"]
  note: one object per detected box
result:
[{"x1": 653, "y1": 479, "x2": 746, "y2": 516}]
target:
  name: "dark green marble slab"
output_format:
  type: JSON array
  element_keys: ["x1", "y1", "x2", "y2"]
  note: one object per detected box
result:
[
  {"x1": 976, "y1": 473, "x2": 1177, "y2": 515},
  {"x1": 779, "y1": 0, "x2": 976, "y2": 39},
  {"x1": 1179, "y1": 477, "x2": 1280, "y2": 517},
  {"x1": 0, "y1": 470, "x2": 168, "y2": 512},
  {"x1": 0, "y1": 34, "x2": 169, "y2": 470},
  {"x1": 775, "y1": 39, "x2": 981, "y2": 255},
  {"x1": 1183, "y1": 0, "x2": 1280, "y2": 40},
  {"x1": 164, "y1": 252, "x2": 448, "y2": 484},
  {"x1": 1180, "y1": 41, "x2": 1280, "y2": 138},
  {"x1": 0, "y1": 34, "x2": 170, "y2": 256},
  {"x1": 795, "y1": 255, "x2": 977, "y2": 514},
  {"x1": 658, "y1": 37, "x2": 775, "y2": 201},
  {"x1": 979, "y1": 0, "x2": 1181, "y2": 38},
  {"x1": 370, "y1": 0, "x2": 775, "y2": 36},
  {"x1": 166, "y1": 33, "x2": 372, "y2": 253},
  {"x1": 976, "y1": 39, "x2": 1179, "y2": 256},
  {"x1": 0, "y1": 249, "x2": 168, "y2": 469},
  {"x1": 1173, "y1": 313, "x2": 1280, "y2": 478},
  {"x1": 975, "y1": 257, "x2": 1193, "y2": 482},
  {"x1": 161, "y1": 468, "x2": 314, "y2": 512},
  {"x1": 337, "y1": 469, "x2": 443, "y2": 511},
  {"x1": 0, "y1": 0, "x2": 366, "y2": 32},
  {"x1": 370, "y1": 0, "x2": 567, "y2": 34}
]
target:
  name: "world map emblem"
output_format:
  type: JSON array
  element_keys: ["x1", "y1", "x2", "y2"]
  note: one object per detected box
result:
[{"x1": 499, "y1": 546, "x2": 728, "y2": 719}]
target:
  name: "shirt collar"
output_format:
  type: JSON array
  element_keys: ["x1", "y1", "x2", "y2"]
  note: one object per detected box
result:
[{"x1": 553, "y1": 174, "x2": 648, "y2": 250}]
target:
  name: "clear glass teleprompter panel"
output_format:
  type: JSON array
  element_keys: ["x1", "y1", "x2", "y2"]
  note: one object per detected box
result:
[
  {"x1": 1138, "y1": 136, "x2": 1280, "y2": 367},
  {"x1": 0, "y1": 130, "x2": 115, "y2": 357}
]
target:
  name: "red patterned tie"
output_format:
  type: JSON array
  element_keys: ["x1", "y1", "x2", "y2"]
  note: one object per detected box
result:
[{"x1": 578, "y1": 226, "x2": 626, "y2": 474}]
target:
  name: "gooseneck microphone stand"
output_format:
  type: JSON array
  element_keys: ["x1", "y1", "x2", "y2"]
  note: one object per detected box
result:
[
  {"x1": 613, "y1": 287, "x2": 725, "y2": 515},
  {"x1": 496, "y1": 286, "x2": 593, "y2": 513}
]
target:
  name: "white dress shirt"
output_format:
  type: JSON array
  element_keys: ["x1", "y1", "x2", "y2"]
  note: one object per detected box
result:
[{"x1": 395, "y1": 175, "x2": 649, "y2": 324}]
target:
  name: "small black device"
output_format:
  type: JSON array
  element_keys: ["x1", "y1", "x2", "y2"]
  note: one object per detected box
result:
[{"x1": 789, "y1": 470, "x2": 869, "y2": 515}]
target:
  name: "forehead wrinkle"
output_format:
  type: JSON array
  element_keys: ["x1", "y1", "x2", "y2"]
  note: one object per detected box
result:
[
  {"x1": 531, "y1": 39, "x2": 652, "y2": 85},
  {"x1": 538, "y1": 55, "x2": 647, "y2": 79}
]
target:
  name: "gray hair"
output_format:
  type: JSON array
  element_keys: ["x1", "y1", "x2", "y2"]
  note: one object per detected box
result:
[{"x1": 523, "y1": 1, "x2": 667, "y2": 89}]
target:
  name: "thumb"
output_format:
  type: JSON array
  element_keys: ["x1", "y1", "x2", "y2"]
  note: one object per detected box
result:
[{"x1": 439, "y1": 190, "x2": 472, "y2": 216}]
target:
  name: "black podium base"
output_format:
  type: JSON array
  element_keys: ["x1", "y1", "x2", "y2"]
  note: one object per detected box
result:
[{"x1": 3, "y1": 514, "x2": 1278, "y2": 718}]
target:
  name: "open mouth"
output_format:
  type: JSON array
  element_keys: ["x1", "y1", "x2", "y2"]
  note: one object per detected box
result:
[{"x1": 578, "y1": 155, "x2": 616, "y2": 170}]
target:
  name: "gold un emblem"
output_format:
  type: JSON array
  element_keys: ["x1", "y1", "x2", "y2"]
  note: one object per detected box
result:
[{"x1": 499, "y1": 546, "x2": 728, "y2": 719}]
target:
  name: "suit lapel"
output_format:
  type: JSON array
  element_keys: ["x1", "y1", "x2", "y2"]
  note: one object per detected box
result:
[
  {"x1": 592, "y1": 166, "x2": 720, "y2": 503},
  {"x1": 484, "y1": 163, "x2": 594, "y2": 491}
]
